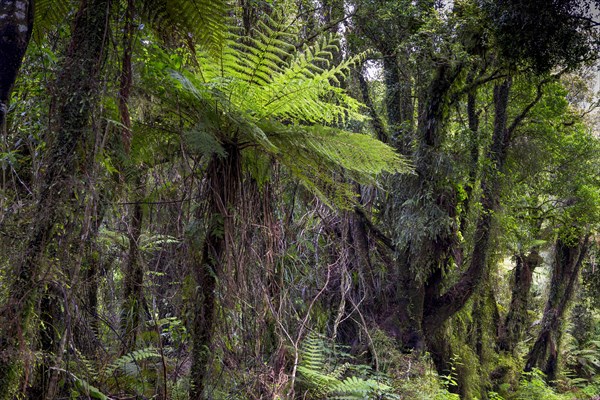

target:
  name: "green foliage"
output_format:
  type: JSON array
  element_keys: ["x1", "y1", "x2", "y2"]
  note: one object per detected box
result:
[
  {"x1": 33, "y1": 0, "x2": 74, "y2": 40},
  {"x1": 481, "y1": 0, "x2": 599, "y2": 72},
  {"x1": 65, "y1": 347, "x2": 163, "y2": 399},
  {"x1": 567, "y1": 340, "x2": 600, "y2": 378},
  {"x1": 70, "y1": 374, "x2": 109, "y2": 400},
  {"x1": 297, "y1": 333, "x2": 399, "y2": 399},
  {"x1": 511, "y1": 369, "x2": 572, "y2": 400},
  {"x1": 139, "y1": 0, "x2": 227, "y2": 55},
  {"x1": 102, "y1": 347, "x2": 161, "y2": 378},
  {"x1": 98, "y1": 227, "x2": 178, "y2": 253}
]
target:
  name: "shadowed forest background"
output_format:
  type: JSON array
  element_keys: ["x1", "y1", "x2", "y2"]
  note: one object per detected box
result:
[{"x1": 2, "y1": 0, "x2": 600, "y2": 399}]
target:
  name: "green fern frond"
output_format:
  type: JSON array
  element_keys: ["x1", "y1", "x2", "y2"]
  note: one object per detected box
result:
[
  {"x1": 139, "y1": 0, "x2": 227, "y2": 55},
  {"x1": 264, "y1": 122, "x2": 410, "y2": 208},
  {"x1": 297, "y1": 334, "x2": 400, "y2": 399},
  {"x1": 331, "y1": 377, "x2": 399, "y2": 400},
  {"x1": 300, "y1": 333, "x2": 327, "y2": 371},
  {"x1": 73, "y1": 347, "x2": 98, "y2": 381},
  {"x1": 98, "y1": 227, "x2": 128, "y2": 250},
  {"x1": 103, "y1": 347, "x2": 160, "y2": 378},
  {"x1": 231, "y1": 16, "x2": 296, "y2": 86},
  {"x1": 266, "y1": 123, "x2": 410, "y2": 178},
  {"x1": 139, "y1": 233, "x2": 179, "y2": 252},
  {"x1": 33, "y1": 0, "x2": 74, "y2": 40}
]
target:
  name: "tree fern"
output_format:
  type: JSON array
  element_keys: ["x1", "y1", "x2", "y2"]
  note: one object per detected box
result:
[{"x1": 147, "y1": 12, "x2": 411, "y2": 207}]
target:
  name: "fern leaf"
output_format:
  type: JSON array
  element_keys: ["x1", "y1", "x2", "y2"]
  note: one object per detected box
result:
[
  {"x1": 103, "y1": 347, "x2": 160, "y2": 378},
  {"x1": 139, "y1": 0, "x2": 227, "y2": 55},
  {"x1": 33, "y1": 0, "x2": 74, "y2": 40}
]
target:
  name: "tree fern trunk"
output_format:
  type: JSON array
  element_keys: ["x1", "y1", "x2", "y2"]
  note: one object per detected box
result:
[{"x1": 189, "y1": 145, "x2": 241, "y2": 399}]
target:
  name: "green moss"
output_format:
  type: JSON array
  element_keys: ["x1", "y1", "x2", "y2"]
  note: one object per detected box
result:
[{"x1": 490, "y1": 353, "x2": 522, "y2": 397}]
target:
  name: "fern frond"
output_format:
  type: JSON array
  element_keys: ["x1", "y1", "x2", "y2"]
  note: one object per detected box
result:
[
  {"x1": 268, "y1": 124, "x2": 409, "y2": 177},
  {"x1": 103, "y1": 347, "x2": 160, "y2": 378},
  {"x1": 330, "y1": 377, "x2": 398, "y2": 400},
  {"x1": 263, "y1": 121, "x2": 410, "y2": 208},
  {"x1": 73, "y1": 347, "x2": 98, "y2": 381},
  {"x1": 139, "y1": 0, "x2": 227, "y2": 55},
  {"x1": 98, "y1": 227, "x2": 128, "y2": 250},
  {"x1": 139, "y1": 233, "x2": 179, "y2": 252},
  {"x1": 231, "y1": 17, "x2": 296, "y2": 86},
  {"x1": 33, "y1": 0, "x2": 74, "y2": 40}
]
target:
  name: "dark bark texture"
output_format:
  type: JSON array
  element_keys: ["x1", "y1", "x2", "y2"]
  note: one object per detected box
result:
[
  {"x1": 423, "y1": 77, "x2": 512, "y2": 335},
  {"x1": 499, "y1": 250, "x2": 543, "y2": 352},
  {"x1": 121, "y1": 175, "x2": 146, "y2": 355},
  {"x1": 525, "y1": 236, "x2": 589, "y2": 381},
  {"x1": 0, "y1": 0, "x2": 33, "y2": 131}
]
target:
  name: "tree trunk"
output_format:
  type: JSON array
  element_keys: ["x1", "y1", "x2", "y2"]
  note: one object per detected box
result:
[
  {"x1": 26, "y1": 283, "x2": 62, "y2": 399},
  {"x1": 525, "y1": 236, "x2": 589, "y2": 382},
  {"x1": 0, "y1": 0, "x2": 34, "y2": 132},
  {"x1": 121, "y1": 175, "x2": 146, "y2": 354},
  {"x1": 0, "y1": 0, "x2": 110, "y2": 396},
  {"x1": 382, "y1": 51, "x2": 413, "y2": 152},
  {"x1": 357, "y1": 67, "x2": 387, "y2": 143},
  {"x1": 499, "y1": 250, "x2": 543, "y2": 353},
  {"x1": 189, "y1": 145, "x2": 241, "y2": 399},
  {"x1": 423, "y1": 77, "x2": 512, "y2": 335},
  {"x1": 388, "y1": 62, "x2": 461, "y2": 349}
]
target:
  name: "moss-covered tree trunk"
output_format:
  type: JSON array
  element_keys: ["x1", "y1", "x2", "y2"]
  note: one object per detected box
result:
[
  {"x1": 525, "y1": 235, "x2": 589, "y2": 382},
  {"x1": 390, "y1": 62, "x2": 461, "y2": 351},
  {"x1": 499, "y1": 250, "x2": 543, "y2": 353},
  {"x1": 0, "y1": 0, "x2": 110, "y2": 395}
]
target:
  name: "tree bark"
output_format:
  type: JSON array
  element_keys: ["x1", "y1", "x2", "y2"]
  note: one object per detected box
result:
[
  {"x1": 499, "y1": 250, "x2": 543, "y2": 353},
  {"x1": 389, "y1": 63, "x2": 462, "y2": 349},
  {"x1": 121, "y1": 175, "x2": 146, "y2": 355},
  {"x1": 525, "y1": 236, "x2": 589, "y2": 382},
  {"x1": 0, "y1": 0, "x2": 34, "y2": 133},
  {"x1": 0, "y1": 0, "x2": 110, "y2": 396},
  {"x1": 423, "y1": 77, "x2": 512, "y2": 335}
]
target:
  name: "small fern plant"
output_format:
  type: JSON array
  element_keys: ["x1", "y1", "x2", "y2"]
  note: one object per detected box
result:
[
  {"x1": 297, "y1": 333, "x2": 400, "y2": 400},
  {"x1": 64, "y1": 347, "x2": 161, "y2": 399},
  {"x1": 143, "y1": 11, "x2": 410, "y2": 208}
]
